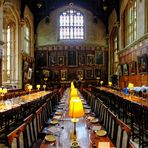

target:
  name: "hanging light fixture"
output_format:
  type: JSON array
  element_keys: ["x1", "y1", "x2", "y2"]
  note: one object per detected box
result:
[
  {"x1": 102, "y1": 0, "x2": 108, "y2": 11},
  {"x1": 37, "y1": 0, "x2": 42, "y2": 8}
]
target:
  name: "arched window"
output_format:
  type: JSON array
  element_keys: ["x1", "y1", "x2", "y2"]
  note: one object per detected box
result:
[
  {"x1": 2, "y1": 24, "x2": 17, "y2": 84},
  {"x1": 124, "y1": 0, "x2": 137, "y2": 46},
  {"x1": 59, "y1": 9, "x2": 84, "y2": 40},
  {"x1": 24, "y1": 24, "x2": 30, "y2": 54}
]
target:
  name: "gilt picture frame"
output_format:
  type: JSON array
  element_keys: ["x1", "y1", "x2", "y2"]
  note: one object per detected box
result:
[
  {"x1": 87, "y1": 54, "x2": 94, "y2": 65},
  {"x1": 68, "y1": 51, "x2": 77, "y2": 67},
  {"x1": 122, "y1": 63, "x2": 129, "y2": 76},
  {"x1": 129, "y1": 61, "x2": 137, "y2": 75},
  {"x1": 58, "y1": 56, "x2": 65, "y2": 66},
  {"x1": 85, "y1": 69, "x2": 94, "y2": 79},
  {"x1": 137, "y1": 54, "x2": 148, "y2": 74}
]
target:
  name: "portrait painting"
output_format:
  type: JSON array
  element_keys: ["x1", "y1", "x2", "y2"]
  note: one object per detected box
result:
[
  {"x1": 53, "y1": 71, "x2": 59, "y2": 80},
  {"x1": 129, "y1": 61, "x2": 137, "y2": 75},
  {"x1": 95, "y1": 69, "x2": 101, "y2": 78},
  {"x1": 77, "y1": 70, "x2": 84, "y2": 79},
  {"x1": 85, "y1": 69, "x2": 94, "y2": 79},
  {"x1": 61, "y1": 70, "x2": 67, "y2": 80},
  {"x1": 58, "y1": 56, "x2": 65, "y2": 66},
  {"x1": 68, "y1": 51, "x2": 77, "y2": 66},
  {"x1": 122, "y1": 64, "x2": 129, "y2": 75},
  {"x1": 79, "y1": 54, "x2": 86, "y2": 65},
  {"x1": 49, "y1": 55, "x2": 56, "y2": 66},
  {"x1": 95, "y1": 51, "x2": 103, "y2": 64},
  {"x1": 36, "y1": 51, "x2": 47, "y2": 67},
  {"x1": 87, "y1": 54, "x2": 94, "y2": 65},
  {"x1": 137, "y1": 54, "x2": 148, "y2": 74}
]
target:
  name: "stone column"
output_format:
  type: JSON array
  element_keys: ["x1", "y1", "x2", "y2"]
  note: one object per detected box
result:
[
  {"x1": 0, "y1": 4, "x2": 4, "y2": 86},
  {"x1": 145, "y1": 0, "x2": 148, "y2": 33},
  {"x1": 18, "y1": 19, "x2": 25, "y2": 88}
]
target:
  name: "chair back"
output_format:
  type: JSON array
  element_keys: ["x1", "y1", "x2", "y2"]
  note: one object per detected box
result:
[
  {"x1": 107, "y1": 109, "x2": 117, "y2": 144},
  {"x1": 115, "y1": 118, "x2": 131, "y2": 148},
  {"x1": 35, "y1": 107, "x2": 43, "y2": 134},
  {"x1": 7, "y1": 123, "x2": 27, "y2": 148},
  {"x1": 24, "y1": 114, "x2": 36, "y2": 147}
]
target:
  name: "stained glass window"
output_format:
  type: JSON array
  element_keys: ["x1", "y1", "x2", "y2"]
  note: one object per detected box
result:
[{"x1": 59, "y1": 9, "x2": 84, "y2": 40}]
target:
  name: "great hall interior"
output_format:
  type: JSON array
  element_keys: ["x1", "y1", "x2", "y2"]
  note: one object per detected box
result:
[{"x1": 0, "y1": 0, "x2": 148, "y2": 148}]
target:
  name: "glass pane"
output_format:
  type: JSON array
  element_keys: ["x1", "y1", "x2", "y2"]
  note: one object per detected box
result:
[{"x1": 59, "y1": 9, "x2": 84, "y2": 39}]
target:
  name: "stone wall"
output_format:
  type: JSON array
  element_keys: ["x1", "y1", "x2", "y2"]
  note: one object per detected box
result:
[{"x1": 36, "y1": 4, "x2": 107, "y2": 47}]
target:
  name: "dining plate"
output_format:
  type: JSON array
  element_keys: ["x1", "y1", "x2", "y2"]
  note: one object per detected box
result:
[
  {"x1": 50, "y1": 120, "x2": 58, "y2": 125},
  {"x1": 58, "y1": 106, "x2": 63, "y2": 109},
  {"x1": 90, "y1": 118, "x2": 99, "y2": 123},
  {"x1": 55, "y1": 111, "x2": 62, "y2": 115},
  {"x1": 85, "y1": 109, "x2": 91, "y2": 114},
  {"x1": 96, "y1": 130, "x2": 107, "y2": 136},
  {"x1": 83, "y1": 105, "x2": 91, "y2": 109},
  {"x1": 45, "y1": 134, "x2": 56, "y2": 142}
]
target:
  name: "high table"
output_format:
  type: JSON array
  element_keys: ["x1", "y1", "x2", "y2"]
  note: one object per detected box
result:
[{"x1": 40, "y1": 89, "x2": 114, "y2": 148}]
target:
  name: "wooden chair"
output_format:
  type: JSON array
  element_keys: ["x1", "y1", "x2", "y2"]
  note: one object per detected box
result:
[
  {"x1": 130, "y1": 102, "x2": 143, "y2": 146},
  {"x1": 41, "y1": 102, "x2": 48, "y2": 126},
  {"x1": 7, "y1": 123, "x2": 27, "y2": 148},
  {"x1": 98, "y1": 103, "x2": 107, "y2": 124},
  {"x1": 95, "y1": 98, "x2": 103, "y2": 118},
  {"x1": 115, "y1": 118, "x2": 131, "y2": 148},
  {"x1": 141, "y1": 106, "x2": 148, "y2": 148},
  {"x1": 101, "y1": 104, "x2": 108, "y2": 128},
  {"x1": 46, "y1": 99, "x2": 53, "y2": 117},
  {"x1": 107, "y1": 109, "x2": 117, "y2": 144},
  {"x1": 24, "y1": 114, "x2": 37, "y2": 147},
  {"x1": 142, "y1": 92, "x2": 148, "y2": 100},
  {"x1": 35, "y1": 107, "x2": 43, "y2": 135},
  {"x1": 90, "y1": 95, "x2": 96, "y2": 112}
]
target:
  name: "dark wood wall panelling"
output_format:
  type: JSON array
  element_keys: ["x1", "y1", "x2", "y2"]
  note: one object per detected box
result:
[
  {"x1": 119, "y1": 41, "x2": 148, "y2": 89},
  {"x1": 35, "y1": 45, "x2": 108, "y2": 88}
]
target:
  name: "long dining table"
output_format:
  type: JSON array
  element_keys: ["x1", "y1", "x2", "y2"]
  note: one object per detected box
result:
[
  {"x1": 40, "y1": 88, "x2": 115, "y2": 148},
  {"x1": 97, "y1": 86, "x2": 148, "y2": 108}
]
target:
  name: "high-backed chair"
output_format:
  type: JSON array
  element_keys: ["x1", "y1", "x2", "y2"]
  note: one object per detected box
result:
[
  {"x1": 7, "y1": 123, "x2": 27, "y2": 148},
  {"x1": 23, "y1": 114, "x2": 37, "y2": 147},
  {"x1": 94, "y1": 98, "x2": 103, "y2": 118},
  {"x1": 107, "y1": 109, "x2": 117, "y2": 144},
  {"x1": 35, "y1": 107, "x2": 43, "y2": 135},
  {"x1": 41, "y1": 102, "x2": 48, "y2": 126},
  {"x1": 115, "y1": 118, "x2": 131, "y2": 148}
]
